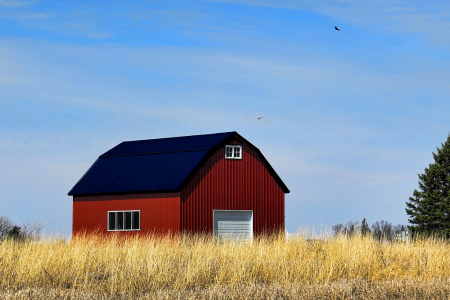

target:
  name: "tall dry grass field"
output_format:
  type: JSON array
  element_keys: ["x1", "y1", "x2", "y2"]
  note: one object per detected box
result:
[{"x1": 1, "y1": 233, "x2": 450, "y2": 299}]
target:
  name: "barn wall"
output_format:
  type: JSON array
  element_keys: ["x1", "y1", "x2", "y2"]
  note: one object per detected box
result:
[
  {"x1": 180, "y1": 139, "x2": 285, "y2": 235},
  {"x1": 73, "y1": 193, "x2": 180, "y2": 237}
]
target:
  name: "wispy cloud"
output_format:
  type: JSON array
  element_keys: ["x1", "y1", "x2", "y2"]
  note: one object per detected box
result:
[
  {"x1": 266, "y1": 149, "x2": 414, "y2": 184},
  {"x1": 210, "y1": 0, "x2": 450, "y2": 45},
  {"x1": 2, "y1": 38, "x2": 448, "y2": 136},
  {"x1": 0, "y1": 4, "x2": 111, "y2": 39},
  {"x1": 0, "y1": 0, "x2": 35, "y2": 8},
  {"x1": 10, "y1": 11, "x2": 52, "y2": 19},
  {"x1": 66, "y1": 22, "x2": 112, "y2": 39}
]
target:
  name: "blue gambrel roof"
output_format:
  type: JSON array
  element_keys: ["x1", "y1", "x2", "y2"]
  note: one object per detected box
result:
[
  {"x1": 101, "y1": 132, "x2": 234, "y2": 157},
  {"x1": 68, "y1": 131, "x2": 289, "y2": 196},
  {"x1": 68, "y1": 132, "x2": 235, "y2": 195}
]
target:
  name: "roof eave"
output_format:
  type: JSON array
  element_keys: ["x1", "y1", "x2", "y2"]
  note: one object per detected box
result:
[{"x1": 69, "y1": 188, "x2": 182, "y2": 197}]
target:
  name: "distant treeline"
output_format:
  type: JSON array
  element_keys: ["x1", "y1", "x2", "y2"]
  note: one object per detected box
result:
[
  {"x1": 332, "y1": 218, "x2": 407, "y2": 241},
  {"x1": 0, "y1": 215, "x2": 45, "y2": 241}
]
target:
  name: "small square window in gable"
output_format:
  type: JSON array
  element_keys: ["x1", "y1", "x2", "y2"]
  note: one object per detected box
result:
[{"x1": 225, "y1": 145, "x2": 242, "y2": 160}]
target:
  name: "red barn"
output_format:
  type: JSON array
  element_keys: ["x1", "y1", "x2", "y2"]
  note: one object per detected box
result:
[{"x1": 68, "y1": 132, "x2": 289, "y2": 239}]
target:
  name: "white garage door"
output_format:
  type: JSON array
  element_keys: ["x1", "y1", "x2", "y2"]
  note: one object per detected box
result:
[{"x1": 213, "y1": 210, "x2": 253, "y2": 241}]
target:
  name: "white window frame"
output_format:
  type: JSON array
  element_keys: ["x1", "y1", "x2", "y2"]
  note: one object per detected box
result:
[
  {"x1": 225, "y1": 145, "x2": 242, "y2": 159},
  {"x1": 108, "y1": 210, "x2": 140, "y2": 231}
]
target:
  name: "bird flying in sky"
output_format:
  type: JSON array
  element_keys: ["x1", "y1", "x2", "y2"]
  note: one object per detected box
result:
[
  {"x1": 335, "y1": 26, "x2": 340, "y2": 31},
  {"x1": 255, "y1": 117, "x2": 263, "y2": 119}
]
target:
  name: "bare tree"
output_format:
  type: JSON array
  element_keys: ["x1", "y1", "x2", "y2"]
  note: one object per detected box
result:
[
  {"x1": 0, "y1": 216, "x2": 46, "y2": 240},
  {"x1": 371, "y1": 221, "x2": 382, "y2": 240},
  {"x1": 332, "y1": 223, "x2": 344, "y2": 236},
  {"x1": 372, "y1": 220, "x2": 394, "y2": 241},
  {"x1": 345, "y1": 221, "x2": 360, "y2": 237},
  {"x1": 381, "y1": 220, "x2": 393, "y2": 241},
  {"x1": 335, "y1": 220, "x2": 407, "y2": 241},
  {"x1": 21, "y1": 221, "x2": 46, "y2": 239},
  {"x1": 332, "y1": 221, "x2": 360, "y2": 237},
  {"x1": 0, "y1": 215, "x2": 14, "y2": 237}
]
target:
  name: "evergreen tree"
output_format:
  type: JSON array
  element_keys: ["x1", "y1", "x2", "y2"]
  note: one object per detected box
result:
[
  {"x1": 361, "y1": 218, "x2": 370, "y2": 237},
  {"x1": 406, "y1": 134, "x2": 450, "y2": 238},
  {"x1": 7, "y1": 226, "x2": 21, "y2": 240}
]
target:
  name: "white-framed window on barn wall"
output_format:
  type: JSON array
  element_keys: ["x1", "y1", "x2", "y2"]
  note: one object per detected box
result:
[
  {"x1": 108, "y1": 210, "x2": 140, "y2": 231},
  {"x1": 225, "y1": 145, "x2": 242, "y2": 159}
]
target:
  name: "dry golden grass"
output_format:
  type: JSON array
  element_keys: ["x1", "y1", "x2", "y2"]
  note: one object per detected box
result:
[
  {"x1": 3, "y1": 279, "x2": 450, "y2": 300},
  {"x1": 1, "y1": 233, "x2": 450, "y2": 299}
]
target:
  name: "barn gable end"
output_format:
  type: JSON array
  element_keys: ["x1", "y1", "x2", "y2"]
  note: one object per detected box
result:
[{"x1": 180, "y1": 136, "x2": 285, "y2": 235}]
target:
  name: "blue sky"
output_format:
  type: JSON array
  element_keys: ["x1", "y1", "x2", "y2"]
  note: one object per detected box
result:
[{"x1": 1, "y1": 0, "x2": 450, "y2": 236}]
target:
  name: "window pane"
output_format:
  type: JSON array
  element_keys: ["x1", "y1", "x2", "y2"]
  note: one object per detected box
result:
[
  {"x1": 234, "y1": 146, "x2": 241, "y2": 158},
  {"x1": 124, "y1": 211, "x2": 132, "y2": 230},
  {"x1": 132, "y1": 211, "x2": 140, "y2": 230},
  {"x1": 108, "y1": 212, "x2": 115, "y2": 231},
  {"x1": 116, "y1": 212, "x2": 124, "y2": 230},
  {"x1": 226, "y1": 146, "x2": 233, "y2": 158}
]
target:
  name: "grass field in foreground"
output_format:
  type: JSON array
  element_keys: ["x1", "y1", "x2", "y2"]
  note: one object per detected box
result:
[
  {"x1": 3, "y1": 279, "x2": 450, "y2": 300},
  {"x1": 1, "y1": 233, "x2": 450, "y2": 298}
]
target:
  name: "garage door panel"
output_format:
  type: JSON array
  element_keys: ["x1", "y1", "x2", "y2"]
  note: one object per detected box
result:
[
  {"x1": 216, "y1": 216, "x2": 252, "y2": 222},
  {"x1": 214, "y1": 210, "x2": 253, "y2": 240}
]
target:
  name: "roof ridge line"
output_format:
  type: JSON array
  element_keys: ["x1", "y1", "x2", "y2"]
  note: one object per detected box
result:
[
  {"x1": 100, "y1": 148, "x2": 210, "y2": 158},
  {"x1": 119, "y1": 131, "x2": 236, "y2": 144}
]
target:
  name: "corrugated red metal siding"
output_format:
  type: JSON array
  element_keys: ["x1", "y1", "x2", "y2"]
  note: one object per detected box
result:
[
  {"x1": 181, "y1": 139, "x2": 285, "y2": 235},
  {"x1": 73, "y1": 193, "x2": 180, "y2": 236}
]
